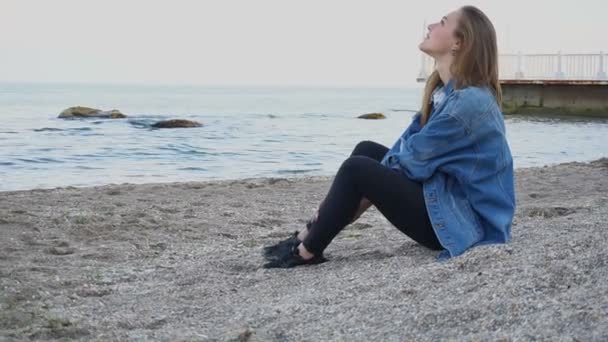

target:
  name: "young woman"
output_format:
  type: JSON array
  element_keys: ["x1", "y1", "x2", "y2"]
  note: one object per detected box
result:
[{"x1": 263, "y1": 6, "x2": 516, "y2": 268}]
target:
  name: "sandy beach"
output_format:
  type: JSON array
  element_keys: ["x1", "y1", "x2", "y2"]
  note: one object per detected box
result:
[{"x1": 1, "y1": 158, "x2": 607, "y2": 341}]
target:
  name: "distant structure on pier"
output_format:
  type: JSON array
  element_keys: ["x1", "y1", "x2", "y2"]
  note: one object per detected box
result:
[
  {"x1": 417, "y1": 52, "x2": 608, "y2": 116},
  {"x1": 417, "y1": 52, "x2": 608, "y2": 83}
]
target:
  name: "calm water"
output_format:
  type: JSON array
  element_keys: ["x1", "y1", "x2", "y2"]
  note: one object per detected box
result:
[{"x1": 1, "y1": 83, "x2": 607, "y2": 191}]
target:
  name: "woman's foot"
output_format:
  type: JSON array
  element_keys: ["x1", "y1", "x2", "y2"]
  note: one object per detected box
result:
[
  {"x1": 262, "y1": 214, "x2": 316, "y2": 260},
  {"x1": 262, "y1": 231, "x2": 301, "y2": 260},
  {"x1": 263, "y1": 243, "x2": 327, "y2": 269}
]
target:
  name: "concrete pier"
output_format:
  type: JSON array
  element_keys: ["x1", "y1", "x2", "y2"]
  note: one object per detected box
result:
[
  {"x1": 417, "y1": 51, "x2": 608, "y2": 117},
  {"x1": 500, "y1": 80, "x2": 608, "y2": 117}
]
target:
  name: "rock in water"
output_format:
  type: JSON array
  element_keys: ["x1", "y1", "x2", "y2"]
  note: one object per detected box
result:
[
  {"x1": 151, "y1": 119, "x2": 203, "y2": 129},
  {"x1": 59, "y1": 106, "x2": 127, "y2": 119},
  {"x1": 357, "y1": 113, "x2": 386, "y2": 120}
]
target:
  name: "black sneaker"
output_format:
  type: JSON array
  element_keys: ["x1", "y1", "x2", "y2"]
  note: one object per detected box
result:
[
  {"x1": 263, "y1": 244, "x2": 327, "y2": 269},
  {"x1": 262, "y1": 231, "x2": 301, "y2": 260},
  {"x1": 263, "y1": 216, "x2": 316, "y2": 260}
]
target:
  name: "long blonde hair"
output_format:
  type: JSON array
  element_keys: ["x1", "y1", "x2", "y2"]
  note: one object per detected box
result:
[{"x1": 420, "y1": 6, "x2": 502, "y2": 127}]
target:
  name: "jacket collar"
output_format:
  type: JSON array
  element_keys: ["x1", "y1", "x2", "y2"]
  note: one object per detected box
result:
[
  {"x1": 443, "y1": 79, "x2": 455, "y2": 96},
  {"x1": 430, "y1": 79, "x2": 455, "y2": 118}
]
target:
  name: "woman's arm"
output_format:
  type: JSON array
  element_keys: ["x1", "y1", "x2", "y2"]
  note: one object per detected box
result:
[
  {"x1": 389, "y1": 112, "x2": 470, "y2": 182},
  {"x1": 380, "y1": 112, "x2": 422, "y2": 167}
]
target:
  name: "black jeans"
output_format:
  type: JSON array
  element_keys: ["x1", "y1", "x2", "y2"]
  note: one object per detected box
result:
[{"x1": 302, "y1": 140, "x2": 442, "y2": 255}]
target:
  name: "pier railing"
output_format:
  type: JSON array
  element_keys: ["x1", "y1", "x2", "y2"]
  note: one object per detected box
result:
[{"x1": 417, "y1": 52, "x2": 608, "y2": 82}]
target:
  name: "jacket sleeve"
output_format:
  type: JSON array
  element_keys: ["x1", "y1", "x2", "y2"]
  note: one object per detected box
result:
[
  {"x1": 380, "y1": 112, "x2": 422, "y2": 167},
  {"x1": 386, "y1": 111, "x2": 471, "y2": 181}
]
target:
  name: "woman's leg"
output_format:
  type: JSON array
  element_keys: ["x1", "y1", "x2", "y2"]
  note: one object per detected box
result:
[
  {"x1": 263, "y1": 140, "x2": 391, "y2": 261},
  {"x1": 301, "y1": 155, "x2": 442, "y2": 257},
  {"x1": 304, "y1": 140, "x2": 388, "y2": 228},
  {"x1": 349, "y1": 140, "x2": 389, "y2": 161}
]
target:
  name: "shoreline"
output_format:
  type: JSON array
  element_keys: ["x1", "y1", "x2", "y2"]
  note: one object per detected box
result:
[
  {"x1": 0, "y1": 174, "x2": 336, "y2": 195},
  {"x1": 1, "y1": 157, "x2": 607, "y2": 340},
  {"x1": 1, "y1": 156, "x2": 606, "y2": 194}
]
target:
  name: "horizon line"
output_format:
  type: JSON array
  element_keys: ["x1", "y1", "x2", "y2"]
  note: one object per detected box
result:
[{"x1": 0, "y1": 80, "x2": 424, "y2": 89}]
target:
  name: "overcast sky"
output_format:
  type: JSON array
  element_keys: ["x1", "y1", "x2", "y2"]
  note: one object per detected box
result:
[{"x1": 1, "y1": 0, "x2": 606, "y2": 86}]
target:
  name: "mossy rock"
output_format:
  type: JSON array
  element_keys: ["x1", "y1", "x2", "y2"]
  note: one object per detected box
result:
[
  {"x1": 151, "y1": 119, "x2": 203, "y2": 129},
  {"x1": 59, "y1": 106, "x2": 126, "y2": 119},
  {"x1": 357, "y1": 113, "x2": 386, "y2": 120}
]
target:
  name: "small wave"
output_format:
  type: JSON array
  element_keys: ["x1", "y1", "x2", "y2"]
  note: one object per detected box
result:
[
  {"x1": 39, "y1": 157, "x2": 65, "y2": 163},
  {"x1": 301, "y1": 113, "x2": 329, "y2": 118},
  {"x1": 0, "y1": 161, "x2": 15, "y2": 166},
  {"x1": 389, "y1": 108, "x2": 418, "y2": 113},
  {"x1": 130, "y1": 152, "x2": 162, "y2": 157},
  {"x1": 178, "y1": 167, "x2": 207, "y2": 171},
  {"x1": 34, "y1": 127, "x2": 63, "y2": 132},
  {"x1": 128, "y1": 119, "x2": 155, "y2": 128},
  {"x1": 251, "y1": 113, "x2": 281, "y2": 119},
  {"x1": 276, "y1": 168, "x2": 321, "y2": 174},
  {"x1": 34, "y1": 127, "x2": 93, "y2": 132},
  {"x1": 16, "y1": 157, "x2": 64, "y2": 164},
  {"x1": 203, "y1": 136, "x2": 228, "y2": 140},
  {"x1": 75, "y1": 165, "x2": 104, "y2": 170},
  {"x1": 221, "y1": 152, "x2": 244, "y2": 157},
  {"x1": 70, "y1": 154, "x2": 105, "y2": 159},
  {"x1": 158, "y1": 145, "x2": 205, "y2": 155}
]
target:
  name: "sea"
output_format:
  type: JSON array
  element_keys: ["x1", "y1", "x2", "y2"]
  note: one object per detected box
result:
[{"x1": 1, "y1": 82, "x2": 607, "y2": 191}]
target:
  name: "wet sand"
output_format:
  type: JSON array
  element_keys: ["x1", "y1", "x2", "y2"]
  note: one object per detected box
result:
[{"x1": 1, "y1": 158, "x2": 607, "y2": 340}]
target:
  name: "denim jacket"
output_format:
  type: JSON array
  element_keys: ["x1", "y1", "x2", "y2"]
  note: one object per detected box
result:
[{"x1": 381, "y1": 81, "x2": 516, "y2": 260}]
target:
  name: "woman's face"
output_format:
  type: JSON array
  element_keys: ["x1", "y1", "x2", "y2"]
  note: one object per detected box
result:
[{"x1": 419, "y1": 9, "x2": 462, "y2": 58}]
